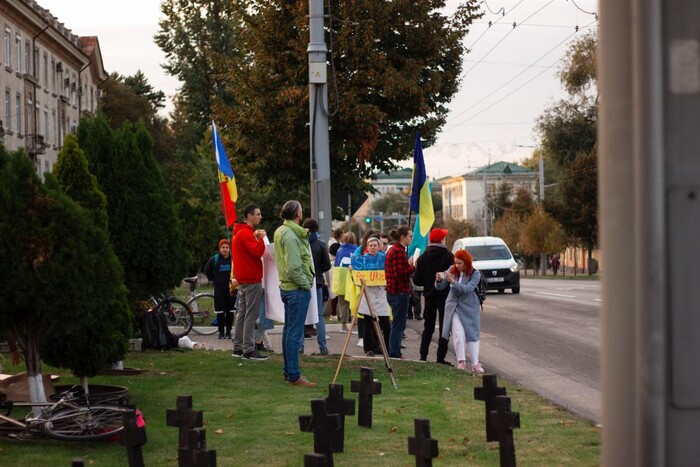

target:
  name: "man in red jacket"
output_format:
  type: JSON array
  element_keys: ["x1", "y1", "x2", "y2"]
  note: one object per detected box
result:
[{"x1": 232, "y1": 204, "x2": 268, "y2": 360}]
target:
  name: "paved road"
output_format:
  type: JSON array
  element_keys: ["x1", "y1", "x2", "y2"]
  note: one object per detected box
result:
[{"x1": 406, "y1": 277, "x2": 602, "y2": 424}]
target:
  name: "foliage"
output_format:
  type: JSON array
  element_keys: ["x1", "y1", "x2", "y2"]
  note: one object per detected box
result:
[
  {"x1": 493, "y1": 212, "x2": 525, "y2": 254},
  {"x1": 211, "y1": 0, "x2": 483, "y2": 221},
  {"x1": 53, "y1": 134, "x2": 108, "y2": 230},
  {"x1": 536, "y1": 31, "x2": 598, "y2": 254},
  {"x1": 490, "y1": 181, "x2": 511, "y2": 220},
  {"x1": 99, "y1": 74, "x2": 154, "y2": 130},
  {"x1": 121, "y1": 70, "x2": 166, "y2": 110},
  {"x1": 78, "y1": 115, "x2": 190, "y2": 302},
  {"x1": 444, "y1": 217, "x2": 478, "y2": 250},
  {"x1": 155, "y1": 0, "x2": 240, "y2": 132},
  {"x1": 0, "y1": 147, "x2": 130, "y2": 385},
  {"x1": 520, "y1": 206, "x2": 567, "y2": 258},
  {"x1": 556, "y1": 149, "x2": 598, "y2": 256},
  {"x1": 559, "y1": 30, "x2": 598, "y2": 100}
]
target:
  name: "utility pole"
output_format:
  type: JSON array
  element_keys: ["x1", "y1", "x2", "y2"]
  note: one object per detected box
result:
[
  {"x1": 600, "y1": 0, "x2": 700, "y2": 465},
  {"x1": 482, "y1": 164, "x2": 488, "y2": 236},
  {"x1": 308, "y1": 0, "x2": 332, "y2": 242}
]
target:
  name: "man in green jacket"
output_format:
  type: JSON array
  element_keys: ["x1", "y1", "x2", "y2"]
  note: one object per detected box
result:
[{"x1": 274, "y1": 200, "x2": 316, "y2": 386}]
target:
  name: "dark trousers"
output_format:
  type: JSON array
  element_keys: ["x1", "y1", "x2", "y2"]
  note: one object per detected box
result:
[
  {"x1": 409, "y1": 290, "x2": 422, "y2": 318},
  {"x1": 363, "y1": 315, "x2": 390, "y2": 353},
  {"x1": 420, "y1": 296, "x2": 448, "y2": 362}
]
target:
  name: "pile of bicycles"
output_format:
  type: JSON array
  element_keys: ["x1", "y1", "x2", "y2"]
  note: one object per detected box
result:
[{"x1": 0, "y1": 386, "x2": 131, "y2": 441}]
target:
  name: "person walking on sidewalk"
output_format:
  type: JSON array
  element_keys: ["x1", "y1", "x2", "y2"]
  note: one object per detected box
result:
[
  {"x1": 435, "y1": 249, "x2": 485, "y2": 374},
  {"x1": 413, "y1": 228, "x2": 454, "y2": 365},
  {"x1": 385, "y1": 226, "x2": 415, "y2": 359},
  {"x1": 204, "y1": 239, "x2": 236, "y2": 339},
  {"x1": 303, "y1": 218, "x2": 332, "y2": 355},
  {"x1": 231, "y1": 204, "x2": 268, "y2": 360},
  {"x1": 274, "y1": 200, "x2": 316, "y2": 386}
]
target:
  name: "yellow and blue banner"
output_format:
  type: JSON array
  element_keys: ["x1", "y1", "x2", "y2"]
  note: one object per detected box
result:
[
  {"x1": 212, "y1": 121, "x2": 238, "y2": 227},
  {"x1": 350, "y1": 254, "x2": 386, "y2": 286},
  {"x1": 408, "y1": 132, "x2": 434, "y2": 257}
]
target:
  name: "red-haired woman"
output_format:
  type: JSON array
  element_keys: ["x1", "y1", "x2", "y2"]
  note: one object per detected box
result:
[{"x1": 435, "y1": 249, "x2": 484, "y2": 373}]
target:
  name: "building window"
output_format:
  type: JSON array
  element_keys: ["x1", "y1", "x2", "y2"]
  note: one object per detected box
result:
[
  {"x1": 45, "y1": 159, "x2": 49, "y2": 174},
  {"x1": 90, "y1": 86, "x2": 94, "y2": 111},
  {"x1": 3, "y1": 29, "x2": 9, "y2": 65},
  {"x1": 33, "y1": 47, "x2": 38, "y2": 78},
  {"x1": 4, "y1": 91, "x2": 10, "y2": 131},
  {"x1": 51, "y1": 110, "x2": 56, "y2": 145},
  {"x1": 43, "y1": 53, "x2": 48, "y2": 86},
  {"x1": 24, "y1": 40, "x2": 29, "y2": 75},
  {"x1": 14, "y1": 35, "x2": 20, "y2": 71},
  {"x1": 51, "y1": 58, "x2": 55, "y2": 92},
  {"x1": 44, "y1": 109, "x2": 48, "y2": 141},
  {"x1": 15, "y1": 93, "x2": 21, "y2": 134}
]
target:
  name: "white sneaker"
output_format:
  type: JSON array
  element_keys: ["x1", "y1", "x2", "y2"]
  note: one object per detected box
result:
[{"x1": 356, "y1": 338, "x2": 364, "y2": 347}]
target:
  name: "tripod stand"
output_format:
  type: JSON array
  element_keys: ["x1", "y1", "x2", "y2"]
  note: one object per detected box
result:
[{"x1": 332, "y1": 279, "x2": 398, "y2": 389}]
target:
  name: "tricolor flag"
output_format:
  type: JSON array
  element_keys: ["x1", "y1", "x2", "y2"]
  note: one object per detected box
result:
[
  {"x1": 212, "y1": 121, "x2": 238, "y2": 227},
  {"x1": 408, "y1": 132, "x2": 435, "y2": 257}
]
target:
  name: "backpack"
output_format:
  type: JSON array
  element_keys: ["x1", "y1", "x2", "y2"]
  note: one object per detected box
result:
[
  {"x1": 139, "y1": 311, "x2": 179, "y2": 350},
  {"x1": 474, "y1": 269, "x2": 488, "y2": 306}
]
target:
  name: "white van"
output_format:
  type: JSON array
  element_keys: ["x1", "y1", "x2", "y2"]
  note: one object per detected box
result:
[{"x1": 451, "y1": 236, "x2": 520, "y2": 294}]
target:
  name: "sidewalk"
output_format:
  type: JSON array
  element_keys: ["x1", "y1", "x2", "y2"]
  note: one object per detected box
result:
[{"x1": 189, "y1": 322, "x2": 456, "y2": 364}]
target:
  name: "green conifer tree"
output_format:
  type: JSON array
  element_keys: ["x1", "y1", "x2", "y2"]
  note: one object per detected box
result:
[
  {"x1": 78, "y1": 115, "x2": 190, "y2": 301},
  {"x1": 0, "y1": 147, "x2": 130, "y2": 402}
]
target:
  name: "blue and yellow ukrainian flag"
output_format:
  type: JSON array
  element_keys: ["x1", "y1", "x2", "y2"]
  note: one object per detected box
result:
[{"x1": 408, "y1": 132, "x2": 435, "y2": 257}]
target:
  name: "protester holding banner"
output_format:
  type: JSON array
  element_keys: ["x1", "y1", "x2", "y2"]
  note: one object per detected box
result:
[
  {"x1": 354, "y1": 237, "x2": 391, "y2": 356},
  {"x1": 332, "y1": 232, "x2": 357, "y2": 333},
  {"x1": 385, "y1": 226, "x2": 416, "y2": 359}
]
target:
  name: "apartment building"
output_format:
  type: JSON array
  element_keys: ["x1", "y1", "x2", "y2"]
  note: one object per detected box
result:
[
  {"x1": 0, "y1": 0, "x2": 107, "y2": 174},
  {"x1": 441, "y1": 161, "x2": 537, "y2": 232}
]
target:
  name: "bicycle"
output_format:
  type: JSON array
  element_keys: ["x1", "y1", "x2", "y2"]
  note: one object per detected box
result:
[
  {"x1": 150, "y1": 294, "x2": 194, "y2": 338},
  {"x1": 0, "y1": 386, "x2": 130, "y2": 441},
  {"x1": 183, "y1": 276, "x2": 218, "y2": 335}
]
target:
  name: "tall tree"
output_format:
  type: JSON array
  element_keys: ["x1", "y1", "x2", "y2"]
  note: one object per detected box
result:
[
  {"x1": 0, "y1": 148, "x2": 129, "y2": 404},
  {"x1": 121, "y1": 70, "x2": 166, "y2": 110},
  {"x1": 214, "y1": 0, "x2": 482, "y2": 222},
  {"x1": 78, "y1": 115, "x2": 190, "y2": 302},
  {"x1": 155, "y1": 0, "x2": 240, "y2": 133},
  {"x1": 520, "y1": 206, "x2": 567, "y2": 275},
  {"x1": 536, "y1": 30, "x2": 598, "y2": 258}
]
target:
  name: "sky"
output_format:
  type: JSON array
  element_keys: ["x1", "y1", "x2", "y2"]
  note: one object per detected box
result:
[{"x1": 39, "y1": 0, "x2": 598, "y2": 179}]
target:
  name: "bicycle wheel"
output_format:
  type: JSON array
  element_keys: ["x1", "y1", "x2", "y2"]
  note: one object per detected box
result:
[
  {"x1": 157, "y1": 297, "x2": 193, "y2": 338},
  {"x1": 188, "y1": 292, "x2": 218, "y2": 335},
  {"x1": 43, "y1": 405, "x2": 127, "y2": 441}
]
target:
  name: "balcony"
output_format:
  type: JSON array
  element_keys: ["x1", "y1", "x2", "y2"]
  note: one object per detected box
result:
[{"x1": 26, "y1": 134, "x2": 47, "y2": 156}]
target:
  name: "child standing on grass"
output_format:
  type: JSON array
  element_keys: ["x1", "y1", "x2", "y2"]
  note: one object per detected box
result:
[{"x1": 204, "y1": 239, "x2": 236, "y2": 339}]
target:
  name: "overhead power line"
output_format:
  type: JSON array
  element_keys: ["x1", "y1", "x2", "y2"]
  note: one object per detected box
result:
[
  {"x1": 449, "y1": 22, "x2": 591, "y2": 126},
  {"x1": 467, "y1": 0, "x2": 525, "y2": 50},
  {"x1": 449, "y1": 20, "x2": 599, "y2": 129},
  {"x1": 462, "y1": 0, "x2": 556, "y2": 79}
]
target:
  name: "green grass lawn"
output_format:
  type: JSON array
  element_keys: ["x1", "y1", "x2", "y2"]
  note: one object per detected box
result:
[{"x1": 0, "y1": 350, "x2": 600, "y2": 466}]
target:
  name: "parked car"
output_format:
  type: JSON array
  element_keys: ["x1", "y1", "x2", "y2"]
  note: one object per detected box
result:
[{"x1": 451, "y1": 236, "x2": 521, "y2": 294}]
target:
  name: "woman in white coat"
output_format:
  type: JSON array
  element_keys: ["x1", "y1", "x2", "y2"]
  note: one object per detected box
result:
[{"x1": 435, "y1": 249, "x2": 484, "y2": 373}]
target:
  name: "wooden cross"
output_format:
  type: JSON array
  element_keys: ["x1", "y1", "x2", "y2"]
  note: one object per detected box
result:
[
  {"x1": 121, "y1": 409, "x2": 147, "y2": 467},
  {"x1": 488, "y1": 396, "x2": 521, "y2": 467},
  {"x1": 350, "y1": 367, "x2": 382, "y2": 428},
  {"x1": 304, "y1": 453, "x2": 328, "y2": 466},
  {"x1": 166, "y1": 396, "x2": 203, "y2": 449},
  {"x1": 325, "y1": 384, "x2": 355, "y2": 452},
  {"x1": 407, "y1": 418, "x2": 439, "y2": 467},
  {"x1": 474, "y1": 374, "x2": 507, "y2": 442},
  {"x1": 299, "y1": 399, "x2": 339, "y2": 467},
  {"x1": 178, "y1": 429, "x2": 217, "y2": 467}
]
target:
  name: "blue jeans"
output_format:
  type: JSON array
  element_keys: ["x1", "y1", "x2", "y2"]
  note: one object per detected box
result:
[
  {"x1": 316, "y1": 287, "x2": 328, "y2": 352},
  {"x1": 281, "y1": 288, "x2": 311, "y2": 382},
  {"x1": 387, "y1": 293, "x2": 409, "y2": 358}
]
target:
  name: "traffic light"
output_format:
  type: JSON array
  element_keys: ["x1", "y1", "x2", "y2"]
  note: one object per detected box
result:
[{"x1": 365, "y1": 216, "x2": 371, "y2": 224}]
